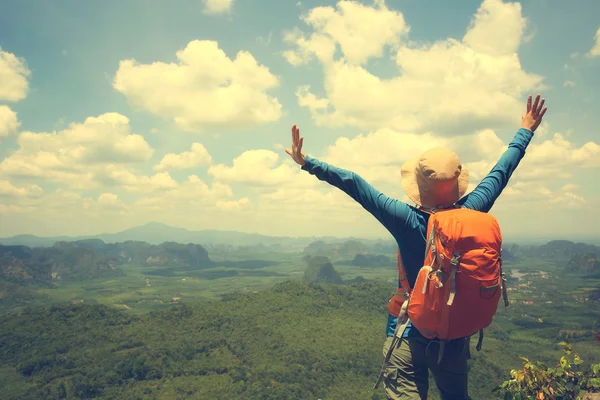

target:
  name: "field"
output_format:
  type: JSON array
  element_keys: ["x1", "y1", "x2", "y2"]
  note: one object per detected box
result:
[{"x1": 6, "y1": 250, "x2": 398, "y2": 315}]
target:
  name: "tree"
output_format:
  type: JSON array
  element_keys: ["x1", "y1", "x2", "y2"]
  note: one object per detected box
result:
[{"x1": 494, "y1": 342, "x2": 600, "y2": 399}]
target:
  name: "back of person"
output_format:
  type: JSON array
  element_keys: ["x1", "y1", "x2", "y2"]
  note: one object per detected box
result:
[{"x1": 285, "y1": 94, "x2": 548, "y2": 400}]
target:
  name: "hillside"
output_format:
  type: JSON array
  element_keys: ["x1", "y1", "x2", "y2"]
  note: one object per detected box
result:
[
  {"x1": 0, "y1": 244, "x2": 122, "y2": 284},
  {"x1": 0, "y1": 280, "x2": 598, "y2": 400},
  {"x1": 567, "y1": 251, "x2": 600, "y2": 276},
  {"x1": 303, "y1": 256, "x2": 343, "y2": 285},
  {"x1": 0, "y1": 240, "x2": 213, "y2": 286},
  {"x1": 513, "y1": 240, "x2": 599, "y2": 263}
]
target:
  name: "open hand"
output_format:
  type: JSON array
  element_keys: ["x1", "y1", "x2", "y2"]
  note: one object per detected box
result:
[
  {"x1": 521, "y1": 94, "x2": 547, "y2": 132},
  {"x1": 285, "y1": 124, "x2": 306, "y2": 166}
]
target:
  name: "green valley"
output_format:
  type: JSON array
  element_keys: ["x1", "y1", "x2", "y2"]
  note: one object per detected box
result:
[{"x1": 0, "y1": 237, "x2": 599, "y2": 399}]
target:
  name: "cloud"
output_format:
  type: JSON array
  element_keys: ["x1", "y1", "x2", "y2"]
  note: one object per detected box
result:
[
  {"x1": 0, "y1": 113, "x2": 159, "y2": 191},
  {"x1": 208, "y1": 149, "x2": 318, "y2": 188},
  {"x1": 153, "y1": 143, "x2": 212, "y2": 171},
  {"x1": 523, "y1": 133, "x2": 600, "y2": 169},
  {"x1": 96, "y1": 166, "x2": 178, "y2": 193},
  {"x1": 0, "y1": 177, "x2": 251, "y2": 237},
  {"x1": 0, "y1": 180, "x2": 43, "y2": 198},
  {"x1": 501, "y1": 182, "x2": 586, "y2": 209},
  {"x1": 308, "y1": 125, "x2": 600, "y2": 193},
  {"x1": 0, "y1": 189, "x2": 132, "y2": 222},
  {"x1": 202, "y1": 0, "x2": 233, "y2": 15},
  {"x1": 563, "y1": 80, "x2": 576, "y2": 87},
  {"x1": 0, "y1": 106, "x2": 20, "y2": 137},
  {"x1": 283, "y1": 0, "x2": 409, "y2": 66},
  {"x1": 0, "y1": 49, "x2": 30, "y2": 102},
  {"x1": 285, "y1": 0, "x2": 544, "y2": 135},
  {"x1": 216, "y1": 197, "x2": 251, "y2": 211},
  {"x1": 134, "y1": 175, "x2": 240, "y2": 212},
  {"x1": 587, "y1": 27, "x2": 600, "y2": 57},
  {"x1": 113, "y1": 40, "x2": 282, "y2": 132},
  {"x1": 318, "y1": 128, "x2": 507, "y2": 184},
  {"x1": 256, "y1": 31, "x2": 273, "y2": 47},
  {"x1": 98, "y1": 193, "x2": 126, "y2": 210}
]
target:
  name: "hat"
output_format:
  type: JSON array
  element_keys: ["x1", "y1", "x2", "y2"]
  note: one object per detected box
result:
[{"x1": 400, "y1": 147, "x2": 469, "y2": 209}]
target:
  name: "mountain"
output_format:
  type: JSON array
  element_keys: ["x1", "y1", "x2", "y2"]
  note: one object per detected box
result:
[
  {"x1": 0, "y1": 244, "x2": 122, "y2": 284},
  {"x1": 0, "y1": 222, "x2": 357, "y2": 249},
  {"x1": 506, "y1": 240, "x2": 599, "y2": 263},
  {"x1": 0, "y1": 240, "x2": 214, "y2": 285},
  {"x1": 303, "y1": 256, "x2": 343, "y2": 285},
  {"x1": 566, "y1": 251, "x2": 600, "y2": 276}
]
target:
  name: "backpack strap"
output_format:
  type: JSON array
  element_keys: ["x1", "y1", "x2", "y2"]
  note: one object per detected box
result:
[
  {"x1": 476, "y1": 329, "x2": 484, "y2": 351},
  {"x1": 396, "y1": 249, "x2": 411, "y2": 296}
]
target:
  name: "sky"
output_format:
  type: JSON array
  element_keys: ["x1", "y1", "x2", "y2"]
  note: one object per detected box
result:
[{"x1": 0, "y1": 0, "x2": 599, "y2": 242}]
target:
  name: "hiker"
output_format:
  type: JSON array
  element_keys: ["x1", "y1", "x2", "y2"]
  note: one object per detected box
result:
[{"x1": 285, "y1": 94, "x2": 548, "y2": 400}]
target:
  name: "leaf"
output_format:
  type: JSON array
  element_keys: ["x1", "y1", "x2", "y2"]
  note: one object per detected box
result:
[
  {"x1": 592, "y1": 363, "x2": 600, "y2": 376},
  {"x1": 588, "y1": 377, "x2": 600, "y2": 388},
  {"x1": 536, "y1": 391, "x2": 545, "y2": 400},
  {"x1": 514, "y1": 392, "x2": 522, "y2": 400},
  {"x1": 560, "y1": 356, "x2": 569, "y2": 369},
  {"x1": 573, "y1": 354, "x2": 584, "y2": 365}
]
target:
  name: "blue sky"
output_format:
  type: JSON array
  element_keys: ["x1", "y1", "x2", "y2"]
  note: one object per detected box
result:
[{"x1": 1, "y1": 0, "x2": 599, "y2": 241}]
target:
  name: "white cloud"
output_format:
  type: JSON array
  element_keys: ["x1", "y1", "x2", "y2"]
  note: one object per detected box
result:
[
  {"x1": 134, "y1": 175, "x2": 239, "y2": 212},
  {"x1": 96, "y1": 166, "x2": 178, "y2": 193},
  {"x1": 0, "y1": 113, "x2": 158, "y2": 191},
  {"x1": 208, "y1": 149, "x2": 318, "y2": 188},
  {"x1": 2, "y1": 189, "x2": 119, "y2": 218},
  {"x1": 113, "y1": 40, "x2": 282, "y2": 132},
  {"x1": 318, "y1": 128, "x2": 507, "y2": 184},
  {"x1": 283, "y1": 0, "x2": 409, "y2": 66},
  {"x1": 501, "y1": 182, "x2": 586, "y2": 209},
  {"x1": 0, "y1": 49, "x2": 30, "y2": 102},
  {"x1": 307, "y1": 125, "x2": 600, "y2": 194},
  {"x1": 286, "y1": 0, "x2": 544, "y2": 135},
  {"x1": 0, "y1": 180, "x2": 43, "y2": 198},
  {"x1": 216, "y1": 197, "x2": 251, "y2": 211},
  {"x1": 0, "y1": 105, "x2": 20, "y2": 137},
  {"x1": 587, "y1": 27, "x2": 600, "y2": 57},
  {"x1": 564, "y1": 80, "x2": 576, "y2": 87},
  {"x1": 523, "y1": 133, "x2": 600, "y2": 169},
  {"x1": 462, "y1": 0, "x2": 526, "y2": 57},
  {"x1": 154, "y1": 143, "x2": 212, "y2": 171},
  {"x1": 98, "y1": 193, "x2": 126, "y2": 210},
  {"x1": 202, "y1": 0, "x2": 233, "y2": 15}
]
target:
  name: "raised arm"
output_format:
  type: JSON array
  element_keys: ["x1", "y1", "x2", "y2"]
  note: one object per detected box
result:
[
  {"x1": 285, "y1": 125, "x2": 411, "y2": 237},
  {"x1": 459, "y1": 94, "x2": 548, "y2": 212}
]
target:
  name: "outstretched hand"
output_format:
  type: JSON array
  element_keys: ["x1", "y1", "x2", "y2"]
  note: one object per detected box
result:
[
  {"x1": 285, "y1": 124, "x2": 306, "y2": 166},
  {"x1": 521, "y1": 94, "x2": 547, "y2": 132}
]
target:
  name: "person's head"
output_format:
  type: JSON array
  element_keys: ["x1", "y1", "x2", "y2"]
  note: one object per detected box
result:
[{"x1": 400, "y1": 147, "x2": 469, "y2": 210}]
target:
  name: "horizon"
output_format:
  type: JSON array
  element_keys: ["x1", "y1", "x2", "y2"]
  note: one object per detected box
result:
[
  {"x1": 2, "y1": 220, "x2": 598, "y2": 247},
  {"x1": 1, "y1": 0, "x2": 600, "y2": 240}
]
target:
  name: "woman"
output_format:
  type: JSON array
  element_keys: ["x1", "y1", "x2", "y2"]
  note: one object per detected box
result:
[{"x1": 284, "y1": 94, "x2": 547, "y2": 400}]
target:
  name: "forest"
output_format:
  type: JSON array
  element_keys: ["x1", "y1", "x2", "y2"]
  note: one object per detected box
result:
[{"x1": 0, "y1": 238, "x2": 599, "y2": 399}]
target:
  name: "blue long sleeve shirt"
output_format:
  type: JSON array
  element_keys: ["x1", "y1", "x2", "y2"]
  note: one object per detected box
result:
[{"x1": 301, "y1": 128, "x2": 534, "y2": 338}]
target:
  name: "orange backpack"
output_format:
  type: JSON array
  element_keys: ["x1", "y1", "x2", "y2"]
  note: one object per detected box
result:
[
  {"x1": 375, "y1": 207, "x2": 509, "y2": 389},
  {"x1": 391, "y1": 207, "x2": 509, "y2": 360}
]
